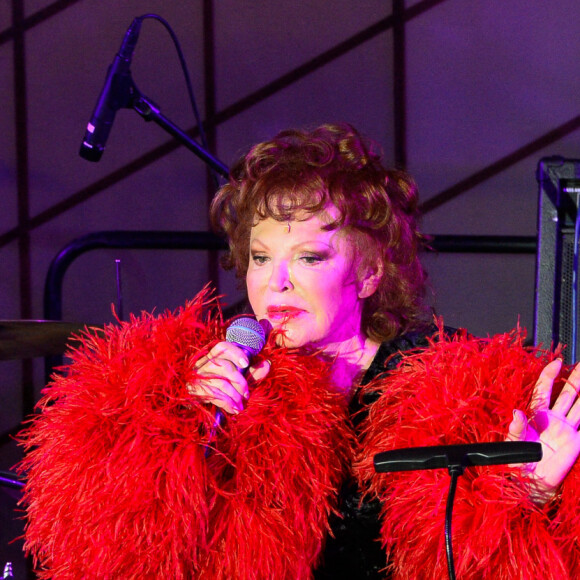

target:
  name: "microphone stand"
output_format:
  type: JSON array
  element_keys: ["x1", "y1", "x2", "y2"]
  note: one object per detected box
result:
[
  {"x1": 373, "y1": 441, "x2": 542, "y2": 580},
  {"x1": 131, "y1": 91, "x2": 229, "y2": 179},
  {"x1": 95, "y1": 64, "x2": 229, "y2": 178}
]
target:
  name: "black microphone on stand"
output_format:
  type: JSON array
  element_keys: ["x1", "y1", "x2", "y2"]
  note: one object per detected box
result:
[
  {"x1": 373, "y1": 441, "x2": 542, "y2": 472},
  {"x1": 374, "y1": 441, "x2": 542, "y2": 580},
  {"x1": 205, "y1": 317, "x2": 267, "y2": 455},
  {"x1": 79, "y1": 17, "x2": 143, "y2": 161}
]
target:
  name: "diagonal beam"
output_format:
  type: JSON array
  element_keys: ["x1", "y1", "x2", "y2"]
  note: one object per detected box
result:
[
  {"x1": 420, "y1": 114, "x2": 580, "y2": 214},
  {"x1": 0, "y1": 138, "x2": 186, "y2": 248},
  {"x1": 0, "y1": 0, "x2": 83, "y2": 45}
]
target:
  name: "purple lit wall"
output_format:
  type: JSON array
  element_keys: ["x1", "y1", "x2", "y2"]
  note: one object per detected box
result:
[{"x1": 2, "y1": 1, "x2": 580, "y2": 573}]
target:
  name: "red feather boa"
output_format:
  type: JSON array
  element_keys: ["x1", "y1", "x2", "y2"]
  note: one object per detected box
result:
[
  {"x1": 18, "y1": 296, "x2": 580, "y2": 579},
  {"x1": 18, "y1": 292, "x2": 352, "y2": 579},
  {"x1": 355, "y1": 326, "x2": 580, "y2": 579}
]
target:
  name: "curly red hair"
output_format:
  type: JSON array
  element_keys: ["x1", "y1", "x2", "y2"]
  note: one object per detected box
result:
[{"x1": 210, "y1": 123, "x2": 429, "y2": 342}]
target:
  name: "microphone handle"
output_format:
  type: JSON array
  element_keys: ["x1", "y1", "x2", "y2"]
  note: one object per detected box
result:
[{"x1": 206, "y1": 343, "x2": 256, "y2": 453}]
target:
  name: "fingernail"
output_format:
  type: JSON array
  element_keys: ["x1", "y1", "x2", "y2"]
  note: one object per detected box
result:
[{"x1": 239, "y1": 357, "x2": 249, "y2": 369}]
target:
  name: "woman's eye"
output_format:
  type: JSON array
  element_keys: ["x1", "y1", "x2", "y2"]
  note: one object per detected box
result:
[
  {"x1": 299, "y1": 254, "x2": 324, "y2": 265},
  {"x1": 251, "y1": 254, "x2": 269, "y2": 265}
]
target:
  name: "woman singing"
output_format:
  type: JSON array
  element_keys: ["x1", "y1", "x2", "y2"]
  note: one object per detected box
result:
[{"x1": 19, "y1": 124, "x2": 580, "y2": 579}]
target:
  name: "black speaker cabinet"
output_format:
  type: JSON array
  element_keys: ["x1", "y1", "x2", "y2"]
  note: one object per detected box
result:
[{"x1": 535, "y1": 157, "x2": 580, "y2": 364}]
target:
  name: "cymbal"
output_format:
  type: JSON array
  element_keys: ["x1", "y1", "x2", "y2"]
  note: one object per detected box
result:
[{"x1": 0, "y1": 320, "x2": 87, "y2": 361}]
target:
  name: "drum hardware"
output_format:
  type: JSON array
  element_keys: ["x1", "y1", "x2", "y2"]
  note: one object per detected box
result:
[
  {"x1": 2, "y1": 562, "x2": 13, "y2": 578},
  {"x1": 0, "y1": 472, "x2": 24, "y2": 491},
  {"x1": 0, "y1": 471, "x2": 24, "y2": 504},
  {"x1": 0, "y1": 321, "x2": 87, "y2": 361}
]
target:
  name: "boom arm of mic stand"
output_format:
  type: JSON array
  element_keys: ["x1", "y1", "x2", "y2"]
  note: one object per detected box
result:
[{"x1": 131, "y1": 91, "x2": 229, "y2": 179}]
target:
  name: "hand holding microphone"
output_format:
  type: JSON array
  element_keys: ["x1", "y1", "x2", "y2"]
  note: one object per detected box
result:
[{"x1": 187, "y1": 318, "x2": 270, "y2": 415}]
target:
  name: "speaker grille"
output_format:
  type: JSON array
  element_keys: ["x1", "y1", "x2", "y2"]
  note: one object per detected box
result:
[{"x1": 535, "y1": 158, "x2": 580, "y2": 365}]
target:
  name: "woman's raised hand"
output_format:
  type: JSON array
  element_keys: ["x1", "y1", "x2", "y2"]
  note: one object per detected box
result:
[
  {"x1": 187, "y1": 341, "x2": 271, "y2": 415},
  {"x1": 507, "y1": 358, "x2": 580, "y2": 503}
]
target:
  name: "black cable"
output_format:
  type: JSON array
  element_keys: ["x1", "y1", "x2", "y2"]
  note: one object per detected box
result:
[
  {"x1": 137, "y1": 14, "x2": 221, "y2": 188},
  {"x1": 444, "y1": 466, "x2": 462, "y2": 580}
]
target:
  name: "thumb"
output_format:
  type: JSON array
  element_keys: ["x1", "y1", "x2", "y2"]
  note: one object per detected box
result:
[
  {"x1": 247, "y1": 358, "x2": 271, "y2": 383},
  {"x1": 506, "y1": 409, "x2": 528, "y2": 442}
]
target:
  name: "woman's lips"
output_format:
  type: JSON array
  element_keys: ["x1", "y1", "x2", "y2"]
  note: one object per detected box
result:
[{"x1": 266, "y1": 306, "x2": 304, "y2": 321}]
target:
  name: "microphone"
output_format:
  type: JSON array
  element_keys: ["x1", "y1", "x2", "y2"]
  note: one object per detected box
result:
[
  {"x1": 79, "y1": 17, "x2": 143, "y2": 162},
  {"x1": 374, "y1": 441, "x2": 542, "y2": 473},
  {"x1": 206, "y1": 317, "x2": 267, "y2": 449},
  {"x1": 225, "y1": 317, "x2": 267, "y2": 362}
]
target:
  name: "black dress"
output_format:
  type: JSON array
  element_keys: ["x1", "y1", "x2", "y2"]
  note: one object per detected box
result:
[{"x1": 314, "y1": 330, "x2": 435, "y2": 579}]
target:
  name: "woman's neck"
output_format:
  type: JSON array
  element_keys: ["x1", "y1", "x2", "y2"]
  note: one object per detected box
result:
[{"x1": 323, "y1": 335, "x2": 380, "y2": 401}]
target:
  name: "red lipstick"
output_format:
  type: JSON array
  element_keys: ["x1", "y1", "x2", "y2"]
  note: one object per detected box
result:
[{"x1": 266, "y1": 305, "x2": 304, "y2": 320}]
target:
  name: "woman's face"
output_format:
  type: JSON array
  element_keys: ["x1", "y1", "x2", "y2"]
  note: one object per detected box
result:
[{"x1": 246, "y1": 209, "x2": 377, "y2": 351}]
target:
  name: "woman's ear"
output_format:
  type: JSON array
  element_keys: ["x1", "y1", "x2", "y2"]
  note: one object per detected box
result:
[{"x1": 358, "y1": 259, "x2": 383, "y2": 299}]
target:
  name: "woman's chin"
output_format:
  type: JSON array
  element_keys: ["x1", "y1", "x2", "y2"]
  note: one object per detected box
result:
[{"x1": 272, "y1": 327, "x2": 308, "y2": 349}]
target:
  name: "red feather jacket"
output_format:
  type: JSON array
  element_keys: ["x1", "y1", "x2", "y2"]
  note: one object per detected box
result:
[{"x1": 17, "y1": 294, "x2": 580, "y2": 579}]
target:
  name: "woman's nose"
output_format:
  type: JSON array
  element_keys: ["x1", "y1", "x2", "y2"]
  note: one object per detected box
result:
[{"x1": 268, "y1": 261, "x2": 293, "y2": 292}]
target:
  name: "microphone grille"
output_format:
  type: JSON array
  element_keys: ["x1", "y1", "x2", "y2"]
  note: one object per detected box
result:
[{"x1": 225, "y1": 317, "x2": 266, "y2": 357}]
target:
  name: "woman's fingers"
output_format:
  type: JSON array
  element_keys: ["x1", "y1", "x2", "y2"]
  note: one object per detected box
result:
[
  {"x1": 187, "y1": 342, "x2": 271, "y2": 414},
  {"x1": 510, "y1": 359, "x2": 580, "y2": 502},
  {"x1": 187, "y1": 342, "x2": 250, "y2": 413},
  {"x1": 196, "y1": 343, "x2": 250, "y2": 397},
  {"x1": 530, "y1": 358, "x2": 563, "y2": 413},
  {"x1": 506, "y1": 409, "x2": 528, "y2": 441},
  {"x1": 206, "y1": 342, "x2": 250, "y2": 370},
  {"x1": 188, "y1": 374, "x2": 246, "y2": 414},
  {"x1": 568, "y1": 397, "x2": 580, "y2": 430},
  {"x1": 192, "y1": 378, "x2": 246, "y2": 414},
  {"x1": 552, "y1": 362, "x2": 580, "y2": 423},
  {"x1": 247, "y1": 358, "x2": 271, "y2": 382}
]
